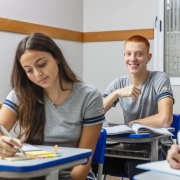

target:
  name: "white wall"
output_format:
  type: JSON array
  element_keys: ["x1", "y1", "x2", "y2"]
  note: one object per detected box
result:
[
  {"x1": 0, "y1": 0, "x2": 83, "y2": 103},
  {"x1": 83, "y1": 0, "x2": 155, "y2": 124},
  {"x1": 83, "y1": 0, "x2": 154, "y2": 32},
  {"x1": 1, "y1": 0, "x2": 178, "y2": 125},
  {"x1": 0, "y1": 0, "x2": 83, "y2": 31}
]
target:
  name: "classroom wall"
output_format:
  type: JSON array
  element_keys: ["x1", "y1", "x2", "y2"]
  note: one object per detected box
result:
[
  {"x1": 83, "y1": 0, "x2": 155, "y2": 124},
  {"x1": 0, "y1": 0, "x2": 83, "y2": 102},
  {"x1": 0, "y1": 0, "x2": 179, "y2": 125}
]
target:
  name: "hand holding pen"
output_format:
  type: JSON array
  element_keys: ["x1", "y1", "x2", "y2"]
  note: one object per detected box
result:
[
  {"x1": 166, "y1": 130, "x2": 180, "y2": 169},
  {"x1": 0, "y1": 125, "x2": 26, "y2": 157}
]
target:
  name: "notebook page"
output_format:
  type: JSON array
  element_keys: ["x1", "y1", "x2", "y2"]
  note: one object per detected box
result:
[
  {"x1": 104, "y1": 125, "x2": 135, "y2": 135},
  {"x1": 131, "y1": 123, "x2": 173, "y2": 135},
  {"x1": 22, "y1": 143, "x2": 41, "y2": 151}
]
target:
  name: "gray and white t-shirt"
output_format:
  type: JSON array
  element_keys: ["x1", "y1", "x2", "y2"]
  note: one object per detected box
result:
[
  {"x1": 3, "y1": 82, "x2": 105, "y2": 147},
  {"x1": 103, "y1": 71, "x2": 174, "y2": 125}
]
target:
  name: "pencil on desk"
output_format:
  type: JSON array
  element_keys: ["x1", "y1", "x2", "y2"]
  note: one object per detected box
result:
[{"x1": 54, "y1": 144, "x2": 58, "y2": 154}]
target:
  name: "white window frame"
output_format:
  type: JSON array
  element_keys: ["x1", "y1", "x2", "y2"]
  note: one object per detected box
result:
[{"x1": 154, "y1": 0, "x2": 180, "y2": 85}]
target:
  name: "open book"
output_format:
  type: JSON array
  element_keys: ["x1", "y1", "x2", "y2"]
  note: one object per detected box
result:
[{"x1": 104, "y1": 122, "x2": 173, "y2": 136}]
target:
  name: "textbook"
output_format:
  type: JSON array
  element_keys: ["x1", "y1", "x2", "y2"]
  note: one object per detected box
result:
[
  {"x1": 136, "y1": 160, "x2": 180, "y2": 176},
  {"x1": 104, "y1": 122, "x2": 173, "y2": 136}
]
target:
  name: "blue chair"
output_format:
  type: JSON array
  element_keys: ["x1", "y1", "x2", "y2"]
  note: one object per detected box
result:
[
  {"x1": 92, "y1": 128, "x2": 129, "y2": 180},
  {"x1": 171, "y1": 114, "x2": 180, "y2": 143},
  {"x1": 92, "y1": 128, "x2": 107, "y2": 180}
]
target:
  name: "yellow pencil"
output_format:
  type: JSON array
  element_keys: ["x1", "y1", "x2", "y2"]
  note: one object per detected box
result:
[{"x1": 54, "y1": 144, "x2": 58, "y2": 154}]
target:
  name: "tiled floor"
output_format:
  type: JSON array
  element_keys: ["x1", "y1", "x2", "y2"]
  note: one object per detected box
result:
[{"x1": 105, "y1": 175, "x2": 129, "y2": 180}]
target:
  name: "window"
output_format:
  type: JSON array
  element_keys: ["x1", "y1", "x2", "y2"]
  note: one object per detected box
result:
[{"x1": 154, "y1": 0, "x2": 180, "y2": 85}]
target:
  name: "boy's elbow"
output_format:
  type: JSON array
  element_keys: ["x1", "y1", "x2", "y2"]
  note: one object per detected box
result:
[{"x1": 161, "y1": 115, "x2": 173, "y2": 128}]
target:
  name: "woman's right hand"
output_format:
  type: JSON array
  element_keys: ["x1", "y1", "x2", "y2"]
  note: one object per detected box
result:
[{"x1": 0, "y1": 135, "x2": 22, "y2": 157}]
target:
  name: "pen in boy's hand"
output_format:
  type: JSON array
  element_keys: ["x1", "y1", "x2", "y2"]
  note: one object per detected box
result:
[{"x1": 0, "y1": 125, "x2": 26, "y2": 156}]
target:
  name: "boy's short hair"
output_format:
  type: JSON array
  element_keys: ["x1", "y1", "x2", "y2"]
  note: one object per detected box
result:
[{"x1": 124, "y1": 35, "x2": 150, "y2": 53}]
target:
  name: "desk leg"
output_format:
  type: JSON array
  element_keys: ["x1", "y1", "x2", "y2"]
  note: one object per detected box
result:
[
  {"x1": 150, "y1": 139, "x2": 158, "y2": 162},
  {"x1": 45, "y1": 169, "x2": 59, "y2": 180},
  {"x1": 97, "y1": 163, "x2": 103, "y2": 180}
]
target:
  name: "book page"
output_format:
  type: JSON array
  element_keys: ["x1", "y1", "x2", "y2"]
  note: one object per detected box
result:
[
  {"x1": 22, "y1": 143, "x2": 41, "y2": 151},
  {"x1": 131, "y1": 123, "x2": 173, "y2": 135},
  {"x1": 104, "y1": 125, "x2": 135, "y2": 135}
]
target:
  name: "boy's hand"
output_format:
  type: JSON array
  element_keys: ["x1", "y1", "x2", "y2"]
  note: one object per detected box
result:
[{"x1": 117, "y1": 85, "x2": 141, "y2": 101}]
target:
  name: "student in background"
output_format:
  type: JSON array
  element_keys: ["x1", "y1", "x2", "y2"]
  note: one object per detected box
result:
[
  {"x1": 92, "y1": 35, "x2": 174, "y2": 180},
  {"x1": 0, "y1": 33, "x2": 105, "y2": 180},
  {"x1": 167, "y1": 144, "x2": 180, "y2": 169}
]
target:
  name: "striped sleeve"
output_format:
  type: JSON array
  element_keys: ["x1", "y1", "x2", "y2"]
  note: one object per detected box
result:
[
  {"x1": 2, "y1": 90, "x2": 19, "y2": 114},
  {"x1": 83, "y1": 90, "x2": 105, "y2": 126},
  {"x1": 83, "y1": 114, "x2": 105, "y2": 125},
  {"x1": 154, "y1": 72, "x2": 174, "y2": 103}
]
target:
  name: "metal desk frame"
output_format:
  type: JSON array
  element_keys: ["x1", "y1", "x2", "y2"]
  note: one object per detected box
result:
[{"x1": 106, "y1": 134, "x2": 171, "y2": 162}]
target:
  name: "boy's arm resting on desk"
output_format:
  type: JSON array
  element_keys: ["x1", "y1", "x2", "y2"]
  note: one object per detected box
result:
[
  {"x1": 70, "y1": 123, "x2": 102, "y2": 180},
  {"x1": 130, "y1": 97, "x2": 173, "y2": 128}
]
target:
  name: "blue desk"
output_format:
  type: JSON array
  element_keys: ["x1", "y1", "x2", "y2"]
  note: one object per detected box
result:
[{"x1": 0, "y1": 145, "x2": 92, "y2": 180}]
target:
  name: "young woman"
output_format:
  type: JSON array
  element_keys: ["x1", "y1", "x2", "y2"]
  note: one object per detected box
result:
[{"x1": 0, "y1": 33, "x2": 105, "y2": 180}]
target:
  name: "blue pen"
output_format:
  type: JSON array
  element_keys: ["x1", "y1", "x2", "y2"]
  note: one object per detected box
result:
[{"x1": 0, "y1": 125, "x2": 26, "y2": 156}]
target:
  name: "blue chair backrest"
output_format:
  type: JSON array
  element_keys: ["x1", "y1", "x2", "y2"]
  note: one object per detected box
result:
[
  {"x1": 171, "y1": 114, "x2": 180, "y2": 139},
  {"x1": 92, "y1": 128, "x2": 107, "y2": 164}
]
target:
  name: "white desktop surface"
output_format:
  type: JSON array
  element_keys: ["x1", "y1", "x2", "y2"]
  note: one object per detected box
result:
[
  {"x1": 136, "y1": 160, "x2": 180, "y2": 176},
  {"x1": 0, "y1": 145, "x2": 92, "y2": 180},
  {"x1": 134, "y1": 171, "x2": 180, "y2": 180}
]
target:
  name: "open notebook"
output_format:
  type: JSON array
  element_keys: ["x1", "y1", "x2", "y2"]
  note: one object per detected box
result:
[{"x1": 22, "y1": 143, "x2": 41, "y2": 151}]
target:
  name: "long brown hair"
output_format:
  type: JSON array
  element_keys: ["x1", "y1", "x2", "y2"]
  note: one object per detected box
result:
[{"x1": 11, "y1": 33, "x2": 81, "y2": 144}]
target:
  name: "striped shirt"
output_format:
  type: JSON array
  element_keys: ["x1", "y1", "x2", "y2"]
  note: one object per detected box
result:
[
  {"x1": 103, "y1": 71, "x2": 174, "y2": 125},
  {"x1": 3, "y1": 82, "x2": 105, "y2": 147}
]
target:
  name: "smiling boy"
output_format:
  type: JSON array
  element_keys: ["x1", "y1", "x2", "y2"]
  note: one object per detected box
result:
[{"x1": 101, "y1": 35, "x2": 174, "y2": 179}]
